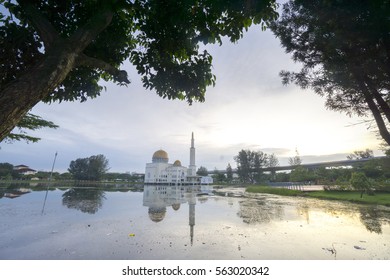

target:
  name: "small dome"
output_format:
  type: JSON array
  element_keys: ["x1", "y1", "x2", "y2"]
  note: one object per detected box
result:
[
  {"x1": 173, "y1": 160, "x2": 182, "y2": 166},
  {"x1": 172, "y1": 203, "x2": 181, "y2": 211},
  {"x1": 152, "y1": 149, "x2": 169, "y2": 163}
]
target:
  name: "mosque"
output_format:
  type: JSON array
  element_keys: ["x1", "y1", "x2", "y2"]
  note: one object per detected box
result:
[{"x1": 144, "y1": 132, "x2": 210, "y2": 185}]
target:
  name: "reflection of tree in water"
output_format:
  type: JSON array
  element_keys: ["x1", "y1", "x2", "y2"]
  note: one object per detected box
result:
[
  {"x1": 298, "y1": 199, "x2": 390, "y2": 235},
  {"x1": 358, "y1": 206, "x2": 390, "y2": 234},
  {"x1": 296, "y1": 203, "x2": 310, "y2": 224},
  {"x1": 309, "y1": 200, "x2": 390, "y2": 234},
  {"x1": 62, "y1": 188, "x2": 106, "y2": 214},
  {"x1": 238, "y1": 199, "x2": 284, "y2": 224},
  {"x1": 197, "y1": 196, "x2": 208, "y2": 204}
]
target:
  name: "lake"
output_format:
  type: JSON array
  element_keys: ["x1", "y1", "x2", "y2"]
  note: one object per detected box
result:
[{"x1": 1, "y1": 184, "x2": 389, "y2": 260}]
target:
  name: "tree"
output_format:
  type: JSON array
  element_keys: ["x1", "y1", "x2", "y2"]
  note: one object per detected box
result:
[
  {"x1": 267, "y1": 153, "x2": 279, "y2": 168},
  {"x1": 234, "y1": 149, "x2": 268, "y2": 184},
  {"x1": 0, "y1": 162, "x2": 22, "y2": 179},
  {"x1": 267, "y1": 153, "x2": 279, "y2": 180},
  {"x1": 350, "y1": 172, "x2": 373, "y2": 198},
  {"x1": 288, "y1": 148, "x2": 302, "y2": 166},
  {"x1": 212, "y1": 168, "x2": 226, "y2": 183},
  {"x1": 196, "y1": 166, "x2": 208, "y2": 176},
  {"x1": 347, "y1": 149, "x2": 374, "y2": 160},
  {"x1": 0, "y1": 162, "x2": 13, "y2": 179},
  {"x1": 226, "y1": 163, "x2": 233, "y2": 183},
  {"x1": 271, "y1": 0, "x2": 390, "y2": 145},
  {"x1": 68, "y1": 154, "x2": 109, "y2": 181},
  {"x1": 289, "y1": 166, "x2": 314, "y2": 182},
  {"x1": 0, "y1": 0, "x2": 278, "y2": 142}
]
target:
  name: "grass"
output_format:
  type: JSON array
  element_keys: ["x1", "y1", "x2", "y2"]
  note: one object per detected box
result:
[
  {"x1": 246, "y1": 185, "x2": 303, "y2": 196},
  {"x1": 246, "y1": 185, "x2": 390, "y2": 207}
]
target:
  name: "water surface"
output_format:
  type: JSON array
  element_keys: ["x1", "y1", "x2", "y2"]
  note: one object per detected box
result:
[{"x1": 1, "y1": 185, "x2": 389, "y2": 259}]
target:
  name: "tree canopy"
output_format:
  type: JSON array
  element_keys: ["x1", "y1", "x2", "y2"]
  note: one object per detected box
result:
[
  {"x1": 271, "y1": 0, "x2": 390, "y2": 145},
  {"x1": 196, "y1": 166, "x2": 208, "y2": 176},
  {"x1": 0, "y1": 0, "x2": 278, "y2": 141},
  {"x1": 234, "y1": 149, "x2": 269, "y2": 183},
  {"x1": 288, "y1": 148, "x2": 302, "y2": 166},
  {"x1": 347, "y1": 149, "x2": 374, "y2": 160},
  {"x1": 68, "y1": 154, "x2": 109, "y2": 181}
]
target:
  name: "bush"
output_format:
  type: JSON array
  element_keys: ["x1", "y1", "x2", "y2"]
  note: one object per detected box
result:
[{"x1": 350, "y1": 172, "x2": 373, "y2": 198}]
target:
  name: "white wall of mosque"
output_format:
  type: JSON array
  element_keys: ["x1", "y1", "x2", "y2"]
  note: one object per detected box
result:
[{"x1": 144, "y1": 133, "x2": 212, "y2": 185}]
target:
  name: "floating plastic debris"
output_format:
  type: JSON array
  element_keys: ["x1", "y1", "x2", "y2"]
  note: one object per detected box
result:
[{"x1": 129, "y1": 233, "x2": 135, "y2": 237}]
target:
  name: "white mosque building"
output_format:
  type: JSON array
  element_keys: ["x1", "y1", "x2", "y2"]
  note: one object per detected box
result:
[{"x1": 144, "y1": 133, "x2": 210, "y2": 185}]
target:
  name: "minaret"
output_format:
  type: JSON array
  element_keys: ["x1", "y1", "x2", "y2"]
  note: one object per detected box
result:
[
  {"x1": 188, "y1": 191, "x2": 196, "y2": 246},
  {"x1": 189, "y1": 132, "x2": 196, "y2": 176}
]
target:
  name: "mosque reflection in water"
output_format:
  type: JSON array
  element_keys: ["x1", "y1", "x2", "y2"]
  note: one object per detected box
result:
[{"x1": 143, "y1": 185, "x2": 201, "y2": 245}]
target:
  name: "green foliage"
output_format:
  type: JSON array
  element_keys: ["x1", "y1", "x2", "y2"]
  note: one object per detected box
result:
[
  {"x1": 212, "y1": 168, "x2": 226, "y2": 183},
  {"x1": 196, "y1": 166, "x2": 208, "y2": 176},
  {"x1": 350, "y1": 172, "x2": 373, "y2": 198},
  {"x1": 347, "y1": 149, "x2": 374, "y2": 160},
  {"x1": 1, "y1": 0, "x2": 278, "y2": 104},
  {"x1": 288, "y1": 148, "x2": 302, "y2": 166},
  {"x1": 246, "y1": 186, "x2": 390, "y2": 206},
  {"x1": 0, "y1": 162, "x2": 22, "y2": 179},
  {"x1": 272, "y1": 0, "x2": 390, "y2": 145},
  {"x1": 234, "y1": 149, "x2": 269, "y2": 184},
  {"x1": 274, "y1": 172, "x2": 290, "y2": 182},
  {"x1": 246, "y1": 185, "x2": 302, "y2": 196},
  {"x1": 0, "y1": 162, "x2": 14, "y2": 179},
  {"x1": 226, "y1": 163, "x2": 233, "y2": 183},
  {"x1": 3, "y1": 113, "x2": 58, "y2": 143},
  {"x1": 68, "y1": 154, "x2": 110, "y2": 181},
  {"x1": 289, "y1": 166, "x2": 315, "y2": 182},
  {"x1": 305, "y1": 191, "x2": 390, "y2": 207}
]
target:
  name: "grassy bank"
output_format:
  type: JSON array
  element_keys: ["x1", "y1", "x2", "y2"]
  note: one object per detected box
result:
[{"x1": 246, "y1": 185, "x2": 390, "y2": 207}]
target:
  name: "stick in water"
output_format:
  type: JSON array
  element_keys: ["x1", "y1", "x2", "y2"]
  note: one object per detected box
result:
[{"x1": 41, "y1": 152, "x2": 58, "y2": 215}]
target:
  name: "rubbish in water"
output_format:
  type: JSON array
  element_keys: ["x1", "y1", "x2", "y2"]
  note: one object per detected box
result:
[{"x1": 129, "y1": 233, "x2": 135, "y2": 237}]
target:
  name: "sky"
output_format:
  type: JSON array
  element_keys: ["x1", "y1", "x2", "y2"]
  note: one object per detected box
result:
[{"x1": 0, "y1": 25, "x2": 385, "y2": 174}]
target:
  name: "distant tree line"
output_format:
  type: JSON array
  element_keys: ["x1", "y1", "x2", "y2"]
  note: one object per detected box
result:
[
  {"x1": 0, "y1": 154, "x2": 141, "y2": 182},
  {"x1": 197, "y1": 148, "x2": 390, "y2": 192}
]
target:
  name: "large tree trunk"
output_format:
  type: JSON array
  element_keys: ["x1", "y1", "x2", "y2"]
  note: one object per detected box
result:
[
  {"x1": 0, "y1": 5, "x2": 114, "y2": 142},
  {"x1": 364, "y1": 77, "x2": 390, "y2": 123},
  {"x1": 0, "y1": 40, "x2": 78, "y2": 142},
  {"x1": 355, "y1": 77, "x2": 390, "y2": 146}
]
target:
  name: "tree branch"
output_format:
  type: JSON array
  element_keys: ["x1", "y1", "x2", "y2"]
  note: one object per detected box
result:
[
  {"x1": 78, "y1": 54, "x2": 130, "y2": 84},
  {"x1": 18, "y1": 0, "x2": 60, "y2": 47},
  {"x1": 363, "y1": 76, "x2": 390, "y2": 123},
  {"x1": 70, "y1": 7, "x2": 114, "y2": 52},
  {"x1": 354, "y1": 72, "x2": 390, "y2": 145}
]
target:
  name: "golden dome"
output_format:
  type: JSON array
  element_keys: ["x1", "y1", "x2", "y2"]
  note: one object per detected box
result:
[
  {"x1": 173, "y1": 160, "x2": 182, "y2": 166},
  {"x1": 148, "y1": 207, "x2": 166, "y2": 223},
  {"x1": 152, "y1": 149, "x2": 169, "y2": 163}
]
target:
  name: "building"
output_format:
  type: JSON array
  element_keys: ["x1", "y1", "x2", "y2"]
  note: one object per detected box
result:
[
  {"x1": 144, "y1": 133, "x2": 203, "y2": 185},
  {"x1": 13, "y1": 165, "x2": 37, "y2": 175}
]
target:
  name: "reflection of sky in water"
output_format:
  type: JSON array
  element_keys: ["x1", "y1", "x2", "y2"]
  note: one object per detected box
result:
[{"x1": 0, "y1": 186, "x2": 389, "y2": 260}]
